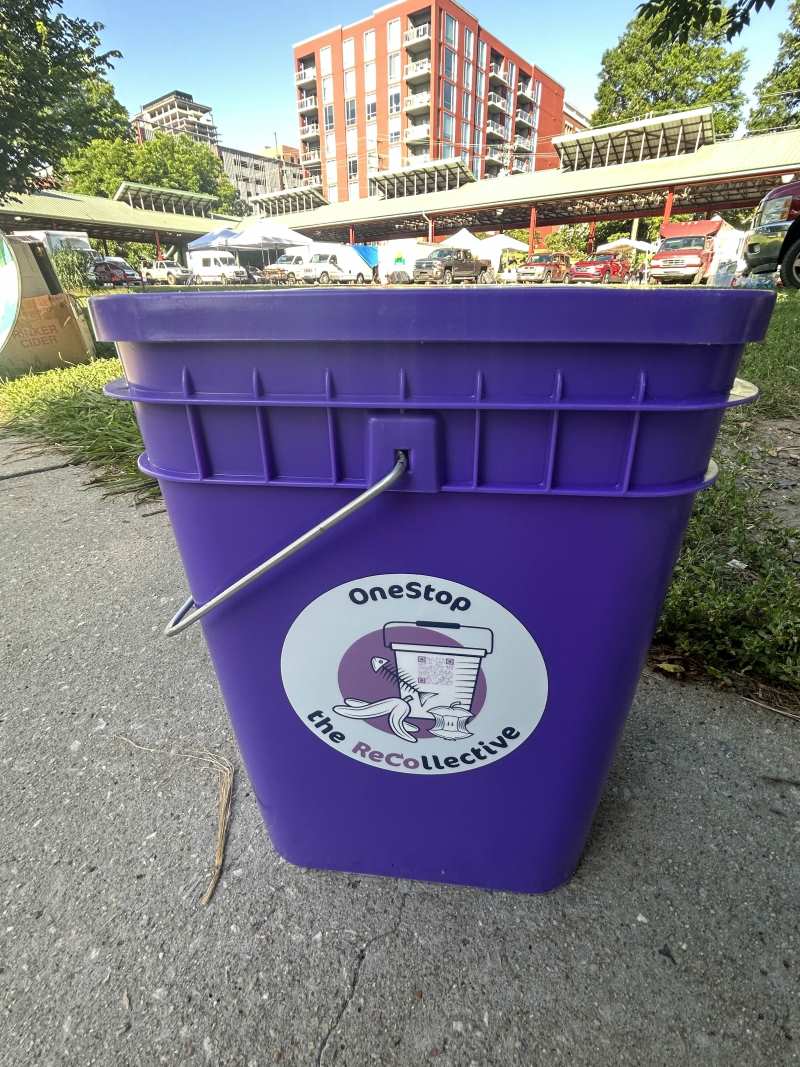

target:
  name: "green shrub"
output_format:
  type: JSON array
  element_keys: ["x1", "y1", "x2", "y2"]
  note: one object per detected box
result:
[{"x1": 51, "y1": 248, "x2": 96, "y2": 292}]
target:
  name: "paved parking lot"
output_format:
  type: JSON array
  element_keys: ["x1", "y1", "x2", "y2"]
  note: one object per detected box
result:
[{"x1": 0, "y1": 441, "x2": 797, "y2": 1066}]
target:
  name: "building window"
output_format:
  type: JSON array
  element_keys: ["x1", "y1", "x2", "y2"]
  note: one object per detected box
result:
[
  {"x1": 443, "y1": 47, "x2": 457, "y2": 81},
  {"x1": 442, "y1": 143, "x2": 455, "y2": 159},
  {"x1": 388, "y1": 51, "x2": 400, "y2": 83},
  {"x1": 389, "y1": 144, "x2": 402, "y2": 169},
  {"x1": 475, "y1": 101, "x2": 484, "y2": 128},
  {"x1": 325, "y1": 131, "x2": 336, "y2": 156},
  {"x1": 461, "y1": 120, "x2": 470, "y2": 148},
  {"x1": 363, "y1": 29, "x2": 375, "y2": 61},
  {"x1": 464, "y1": 27, "x2": 474, "y2": 58},
  {"x1": 535, "y1": 80, "x2": 542, "y2": 103},
  {"x1": 347, "y1": 156, "x2": 358, "y2": 180},
  {"x1": 442, "y1": 113, "x2": 454, "y2": 142},
  {"x1": 345, "y1": 98, "x2": 356, "y2": 126},
  {"x1": 442, "y1": 80, "x2": 455, "y2": 113},
  {"x1": 344, "y1": 69, "x2": 356, "y2": 97},
  {"x1": 443, "y1": 13, "x2": 457, "y2": 46},
  {"x1": 463, "y1": 60, "x2": 473, "y2": 90},
  {"x1": 366, "y1": 122, "x2": 377, "y2": 150},
  {"x1": 326, "y1": 159, "x2": 337, "y2": 185},
  {"x1": 320, "y1": 46, "x2": 332, "y2": 76},
  {"x1": 389, "y1": 115, "x2": 401, "y2": 143},
  {"x1": 324, "y1": 104, "x2": 334, "y2": 131},
  {"x1": 388, "y1": 88, "x2": 401, "y2": 114},
  {"x1": 477, "y1": 40, "x2": 487, "y2": 69},
  {"x1": 346, "y1": 127, "x2": 358, "y2": 154},
  {"x1": 462, "y1": 92, "x2": 471, "y2": 120},
  {"x1": 365, "y1": 93, "x2": 376, "y2": 121},
  {"x1": 508, "y1": 61, "x2": 516, "y2": 89},
  {"x1": 343, "y1": 37, "x2": 355, "y2": 69},
  {"x1": 471, "y1": 157, "x2": 481, "y2": 178},
  {"x1": 476, "y1": 70, "x2": 485, "y2": 98},
  {"x1": 322, "y1": 75, "x2": 334, "y2": 104},
  {"x1": 364, "y1": 61, "x2": 376, "y2": 92},
  {"x1": 387, "y1": 18, "x2": 400, "y2": 49},
  {"x1": 328, "y1": 184, "x2": 338, "y2": 202}
]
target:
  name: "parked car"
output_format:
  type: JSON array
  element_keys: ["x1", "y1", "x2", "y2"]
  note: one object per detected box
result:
[
  {"x1": 262, "y1": 252, "x2": 308, "y2": 285},
  {"x1": 569, "y1": 252, "x2": 630, "y2": 284},
  {"x1": 412, "y1": 247, "x2": 493, "y2": 284},
  {"x1": 141, "y1": 259, "x2": 194, "y2": 285},
  {"x1": 743, "y1": 178, "x2": 800, "y2": 289},
  {"x1": 516, "y1": 252, "x2": 571, "y2": 284},
  {"x1": 303, "y1": 249, "x2": 370, "y2": 285},
  {"x1": 187, "y1": 251, "x2": 247, "y2": 285},
  {"x1": 93, "y1": 256, "x2": 142, "y2": 287}
]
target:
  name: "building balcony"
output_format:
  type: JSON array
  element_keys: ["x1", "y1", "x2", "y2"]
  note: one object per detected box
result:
[
  {"x1": 511, "y1": 158, "x2": 532, "y2": 174},
  {"x1": 404, "y1": 59, "x2": 432, "y2": 83},
  {"x1": 487, "y1": 91, "x2": 508, "y2": 113},
  {"x1": 517, "y1": 80, "x2": 533, "y2": 102},
  {"x1": 485, "y1": 146, "x2": 506, "y2": 164},
  {"x1": 299, "y1": 175, "x2": 323, "y2": 188},
  {"x1": 404, "y1": 23, "x2": 431, "y2": 51},
  {"x1": 295, "y1": 67, "x2": 316, "y2": 86},
  {"x1": 515, "y1": 108, "x2": 534, "y2": 127},
  {"x1": 514, "y1": 135, "x2": 533, "y2": 152},
  {"x1": 299, "y1": 122, "x2": 320, "y2": 140},
  {"x1": 404, "y1": 123, "x2": 430, "y2": 143},
  {"x1": 297, "y1": 95, "x2": 318, "y2": 113},
  {"x1": 301, "y1": 149, "x2": 321, "y2": 165},
  {"x1": 485, "y1": 119, "x2": 506, "y2": 140},
  {"x1": 488, "y1": 62, "x2": 509, "y2": 85},
  {"x1": 404, "y1": 90, "x2": 431, "y2": 114}
]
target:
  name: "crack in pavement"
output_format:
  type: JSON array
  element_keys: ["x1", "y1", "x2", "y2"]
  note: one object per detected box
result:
[
  {"x1": 316, "y1": 892, "x2": 408, "y2": 1067},
  {"x1": 0, "y1": 461, "x2": 74, "y2": 482}
]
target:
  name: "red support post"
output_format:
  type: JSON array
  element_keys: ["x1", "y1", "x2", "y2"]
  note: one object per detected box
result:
[
  {"x1": 588, "y1": 220, "x2": 596, "y2": 254},
  {"x1": 349, "y1": 225, "x2": 355, "y2": 245},
  {"x1": 528, "y1": 205, "x2": 538, "y2": 252},
  {"x1": 663, "y1": 188, "x2": 674, "y2": 225}
]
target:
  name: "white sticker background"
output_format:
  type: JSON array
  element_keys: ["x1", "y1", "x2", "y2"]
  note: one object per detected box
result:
[{"x1": 281, "y1": 574, "x2": 548, "y2": 775}]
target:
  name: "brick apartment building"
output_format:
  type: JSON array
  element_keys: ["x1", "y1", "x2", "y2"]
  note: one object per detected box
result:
[{"x1": 293, "y1": 1, "x2": 578, "y2": 201}]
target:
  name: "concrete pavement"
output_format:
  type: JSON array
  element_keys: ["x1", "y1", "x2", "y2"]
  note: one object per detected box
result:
[{"x1": 0, "y1": 441, "x2": 797, "y2": 1066}]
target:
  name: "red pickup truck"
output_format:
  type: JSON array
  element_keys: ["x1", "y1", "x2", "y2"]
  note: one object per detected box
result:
[
  {"x1": 650, "y1": 220, "x2": 726, "y2": 285},
  {"x1": 569, "y1": 252, "x2": 630, "y2": 284}
]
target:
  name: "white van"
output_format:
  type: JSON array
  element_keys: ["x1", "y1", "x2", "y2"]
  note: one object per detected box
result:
[
  {"x1": 187, "y1": 250, "x2": 247, "y2": 285},
  {"x1": 12, "y1": 229, "x2": 94, "y2": 258},
  {"x1": 302, "y1": 243, "x2": 371, "y2": 285}
]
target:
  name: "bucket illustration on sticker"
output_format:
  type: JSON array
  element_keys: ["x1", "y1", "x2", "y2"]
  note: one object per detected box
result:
[{"x1": 334, "y1": 621, "x2": 493, "y2": 743}]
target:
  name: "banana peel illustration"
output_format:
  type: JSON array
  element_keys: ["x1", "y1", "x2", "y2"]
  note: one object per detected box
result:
[{"x1": 332, "y1": 696, "x2": 420, "y2": 743}]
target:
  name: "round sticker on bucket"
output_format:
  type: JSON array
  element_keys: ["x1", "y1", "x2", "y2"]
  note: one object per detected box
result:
[{"x1": 281, "y1": 574, "x2": 548, "y2": 775}]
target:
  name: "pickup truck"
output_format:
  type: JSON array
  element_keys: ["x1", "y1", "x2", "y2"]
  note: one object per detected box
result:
[
  {"x1": 413, "y1": 247, "x2": 493, "y2": 285},
  {"x1": 650, "y1": 220, "x2": 737, "y2": 285},
  {"x1": 140, "y1": 259, "x2": 194, "y2": 285},
  {"x1": 569, "y1": 252, "x2": 630, "y2": 284},
  {"x1": 744, "y1": 177, "x2": 800, "y2": 289}
]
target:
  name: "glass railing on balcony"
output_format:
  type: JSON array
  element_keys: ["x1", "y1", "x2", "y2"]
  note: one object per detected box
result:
[
  {"x1": 403, "y1": 123, "x2": 430, "y2": 142},
  {"x1": 301, "y1": 149, "x2": 321, "y2": 165},
  {"x1": 485, "y1": 146, "x2": 506, "y2": 163},
  {"x1": 297, "y1": 95, "x2": 318, "y2": 112},
  {"x1": 488, "y1": 62, "x2": 508, "y2": 83},
  {"x1": 295, "y1": 67, "x2": 316, "y2": 84},
  {"x1": 404, "y1": 23, "x2": 431, "y2": 48},
  {"x1": 517, "y1": 80, "x2": 533, "y2": 101},
  {"x1": 300, "y1": 122, "x2": 320, "y2": 139},
  {"x1": 404, "y1": 59, "x2": 432, "y2": 80},
  {"x1": 511, "y1": 158, "x2": 532, "y2": 174},
  {"x1": 485, "y1": 119, "x2": 506, "y2": 138},
  {"x1": 487, "y1": 91, "x2": 508, "y2": 112},
  {"x1": 404, "y1": 91, "x2": 431, "y2": 112},
  {"x1": 299, "y1": 175, "x2": 322, "y2": 187},
  {"x1": 515, "y1": 109, "x2": 533, "y2": 126},
  {"x1": 514, "y1": 135, "x2": 533, "y2": 151}
]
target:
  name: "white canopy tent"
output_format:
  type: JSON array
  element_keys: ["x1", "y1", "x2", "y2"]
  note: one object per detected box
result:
[
  {"x1": 479, "y1": 233, "x2": 528, "y2": 271},
  {"x1": 597, "y1": 237, "x2": 658, "y2": 253},
  {"x1": 227, "y1": 220, "x2": 314, "y2": 251},
  {"x1": 440, "y1": 228, "x2": 485, "y2": 254}
]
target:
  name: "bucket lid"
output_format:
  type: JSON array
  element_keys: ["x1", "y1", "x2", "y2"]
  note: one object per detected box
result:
[{"x1": 89, "y1": 288, "x2": 775, "y2": 346}]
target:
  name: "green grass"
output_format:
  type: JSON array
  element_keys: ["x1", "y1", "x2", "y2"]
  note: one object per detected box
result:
[
  {"x1": 0, "y1": 357, "x2": 156, "y2": 501},
  {"x1": 0, "y1": 291, "x2": 798, "y2": 691}
]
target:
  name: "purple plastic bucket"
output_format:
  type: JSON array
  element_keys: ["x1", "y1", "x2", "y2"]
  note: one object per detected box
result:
[{"x1": 92, "y1": 287, "x2": 774, "y2": 893}]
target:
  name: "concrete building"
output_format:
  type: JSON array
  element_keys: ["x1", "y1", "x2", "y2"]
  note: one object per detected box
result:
[
  {"x1": 292, "y1": 1, "x2": 572, "y2": 201},
  {"x1": 218, "y1": 146, "x2": 303, "y2": 202},
  {"x1": 563, "y1": 101, "x2": 591, "y2": 135},
  {"x1": 132, "y1": 91, "x2": 219, "y2": 146}
]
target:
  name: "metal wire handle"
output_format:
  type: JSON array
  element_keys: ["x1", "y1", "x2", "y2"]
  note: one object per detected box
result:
[{"x1": 165, "y1": 450, "x2": 408, "y2": 637}]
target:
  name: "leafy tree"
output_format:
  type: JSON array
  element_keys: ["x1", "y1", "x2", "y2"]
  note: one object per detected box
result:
[
  {"x1": 638, "y1": 0, "x2": 777, "y2": 43},
  {"x1": 0, "y1": 1, "x2": 126, "y2": 199},
  {"x1": 748, "y1": 0, "x2": 800, "y2": 132},
  {"x1": 63, "y1": 132, "x2": 238, "y2": 212},
  {"x1": 51, "y1": 248, "x2": 96, "y2": 290},
  {"x1": 594, "y1": 13, "x2": 747, "y2": 137}
]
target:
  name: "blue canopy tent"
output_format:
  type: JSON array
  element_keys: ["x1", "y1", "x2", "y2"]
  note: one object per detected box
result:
[{"x1": 187, "y1": 228, "x2": 240, "y2": 252}]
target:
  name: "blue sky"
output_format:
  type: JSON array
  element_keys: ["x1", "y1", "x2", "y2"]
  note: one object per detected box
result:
[{"x1": 64, "y1": 0, "x2": 791, "y2": 153}]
